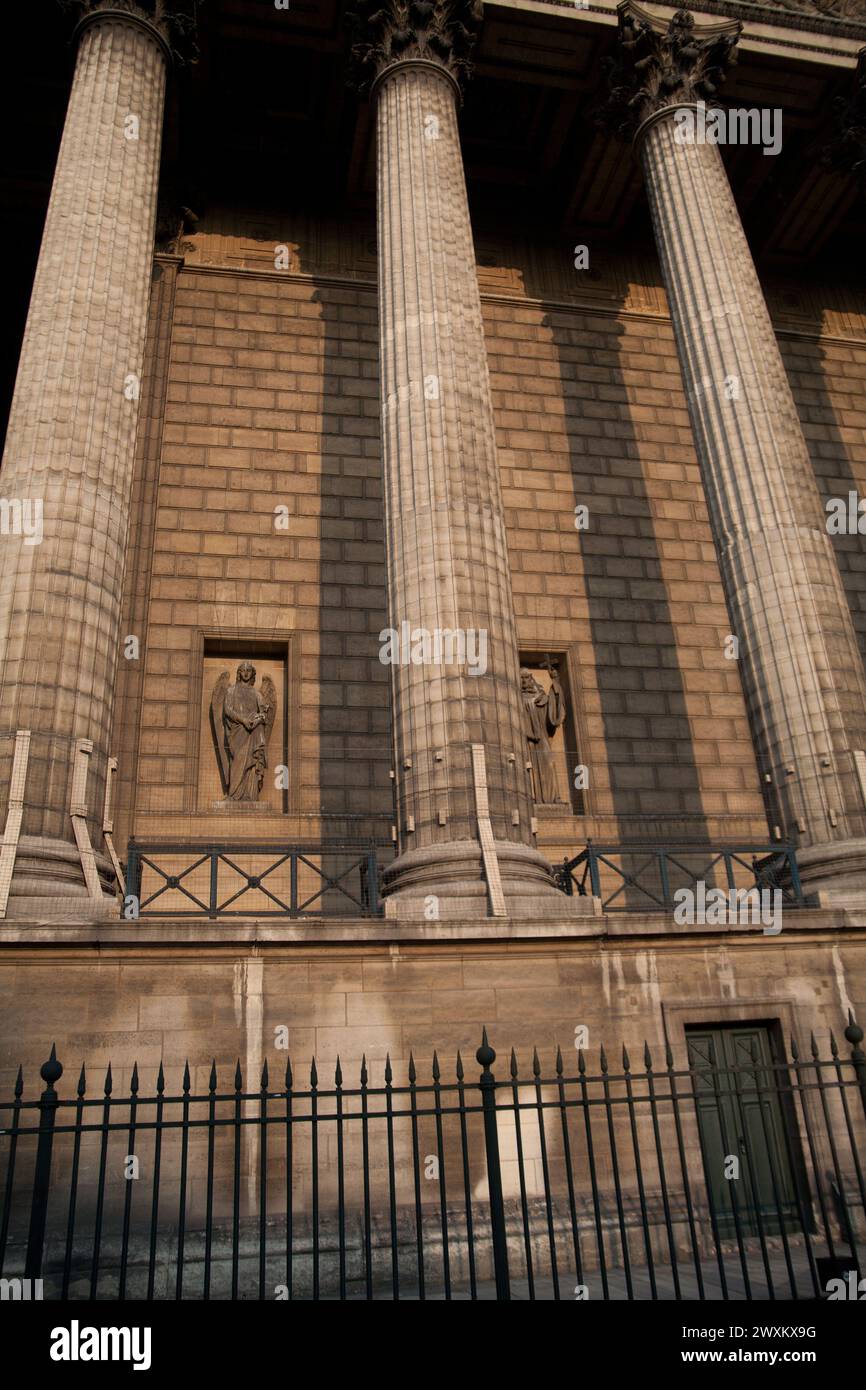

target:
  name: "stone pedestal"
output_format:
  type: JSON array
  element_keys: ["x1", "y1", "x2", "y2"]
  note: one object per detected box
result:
[
  {"x1": 0, "y1": 5, "x2": 174, "y2": 918},
  {"x1": 605, "y1": 4, "x2": 866, "y2": 900}
]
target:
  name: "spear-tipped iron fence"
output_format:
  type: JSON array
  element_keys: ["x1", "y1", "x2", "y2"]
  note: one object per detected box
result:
[{"x1": 1, "y1": 1016, "x2": 865, "y2": 1300}]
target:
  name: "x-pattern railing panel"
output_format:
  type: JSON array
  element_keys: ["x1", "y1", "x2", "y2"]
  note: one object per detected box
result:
[
  {"x1": 557, "y1": 844, "x2": 805, "y2": 912},
  {"x1": 126, "y1": 842, "x2": 387, "y2": 918}
]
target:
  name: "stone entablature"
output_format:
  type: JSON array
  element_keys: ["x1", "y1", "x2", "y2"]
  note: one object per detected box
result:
[{"x1": 507, "y1": 0, "x2": 866, "y2": 39}]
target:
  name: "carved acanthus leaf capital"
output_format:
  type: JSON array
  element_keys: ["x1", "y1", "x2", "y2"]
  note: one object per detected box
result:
[
  {"x1": 599, "y1": 3, "x2": 741, "y2": 142},
  {"x1": 823, "y1": 50, "x2": 866, "y2": 184},
  {"x1": 59, "y1": 0, "x2": 202, "y2": 64},
  {"x1": 155, "y1": 202, "x2": 199, "y2": 255},
  {"x1": 347, "y1": 0, "x2": 483, "y2": 95}
]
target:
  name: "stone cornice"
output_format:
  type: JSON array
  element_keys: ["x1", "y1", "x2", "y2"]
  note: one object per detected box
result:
[
  {"x1": 60, "y1": 0, "x2": 202, "y2": 64},
  {"x1": 0, "y1": 905, "x2": 855, "y2": 945},
  {"x1": 697, "y1": 0, "x2": 866, "y2": 25},
  {"x1": 347, "y1": 0, "x2": 483, "y2": 95},
  {"x1": 599, "y1": 3, "x2": 742, "y2": 141},
  {"x1": 511, "y1": 0, "x2": 866, "y2": 40}
]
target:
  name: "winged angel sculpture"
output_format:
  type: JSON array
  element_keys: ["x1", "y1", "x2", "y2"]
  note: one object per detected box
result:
[{"x1": 210, "y1": 662, "x2": 276, "y2": 802}]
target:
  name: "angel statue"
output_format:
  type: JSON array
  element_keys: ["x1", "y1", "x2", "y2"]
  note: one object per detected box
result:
[
  {"x1": 520, "y1": 658, "x2": 568, "y2": 805},
  {"x1": 210, "y1": 662, "x2": 276, "y2": 802}
]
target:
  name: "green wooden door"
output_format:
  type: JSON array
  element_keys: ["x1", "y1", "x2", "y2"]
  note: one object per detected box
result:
[{"x1": 687, "y1": 1025, "x2": 802, "y2": 1237}]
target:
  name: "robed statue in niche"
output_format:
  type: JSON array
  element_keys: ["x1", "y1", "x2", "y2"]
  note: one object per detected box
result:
[
  {"x1": 210, "y1": 662, "x2": 276, "y2": 802},
  {"x1": 520, "y1": 658, "x2": 567, "y2": 805}
]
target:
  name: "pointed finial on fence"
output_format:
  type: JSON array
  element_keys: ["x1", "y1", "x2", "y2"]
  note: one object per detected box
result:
[
  {"x1": 432, "y1": 1051, "x2": 441, "y2": 1082},
  {"x1": 810, "y1": 1031, "x2": 819, "y2": 1059},
  {"x1": 335, "y1": 1056, "x2": 343, "y2": 1088},
  {"x1": 234, "y1": 1059, "x2": 243, "y2": 1090},
  {"x1": 622, "y1": 1044, "x2": 631, "y2": 1072},
  {"x1": 131, "y1": 1062, "x2": 139, "y2": 1094},
  {"x1": 104, "y1": 1061, "x2": 113, "y2": 1096},
  {"x1": 845, "y1": 1009, "x2": 864, "y2": 1050},
  {"x1": 830, "y1": 1031, "x2": 839, "y2": 1059},
  {"x1": 157, "y1": 1061, "x2": 166, "y2": 1094},
  {"x1": 76, "y1": 1063, "x2": 86, "y2": 1097},
  {"x1": 182, "y1": 1061, "x2": 191, "y2": 1093},
  {"x1": 260, "y1": 1059, "x2": 269, "y2": 1090},
  {"x1": 555, "y1": 1045, "x2": 563, "y2": 1077},
  {"x1": 456, "y1": 1051, "x2": 464, "y2": 1082},
  {"x1": 790, "y1": 1035, "x2": 800, "y2": 1060},
  {"x1": 14, "y1": 1065, "x2": 23, "y2": 1098},
  {"x1": 209, "y1": 1060, "x2": 217, "y2": 1092},
  {"x1": 532, "y1": 1047, "x2": 541, "y2": 1079},
  {"x1": 578, "y1": 1047, "x2": 586, "y2": 1074},
  {"x1": 408, "y1": 1052, "x2": 416, "y2": 1084},
  {"x1": 384, "y1": 1054, "x2": 393, "y2": 1085},
  {"x1": 476, "y1": 1028, "x2": 495, "y2": 1071},
  {"x1": 600, "y1": 1045, "x2": 608, "y2": 1074},
  {"x1": 643, "y1": 1042, "x2": 653, "y2": 1070},
  {"x1": 310, "y1": 1057, "x2": 318, "y2": 1088},
  {"x1": 41, "y1": 1045, "x2": 63, "y2": 1089},
  {"x1": 510, "y1": 1047, "x2": 518, "y2": 1080},
  {"x1": 285, "y1": 1056, "x2": 293, "y2": 1090},
  {"x1": 665, "y1": 1040, "x2": 674, "y2": 1069},
  {"x1": 360, "y1": 1054, "x2": 368, "y2": 1087}
]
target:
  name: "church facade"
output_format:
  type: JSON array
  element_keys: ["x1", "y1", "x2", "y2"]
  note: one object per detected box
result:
[{"x1": 2, "y1": 0, "x2": 866, "y2": 1299}]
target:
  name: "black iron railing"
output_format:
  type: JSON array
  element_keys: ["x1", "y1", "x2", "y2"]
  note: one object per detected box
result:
[
  {"x1": 124, "y1": 841, "x2": 389, "y2": 919},
  {"x1": 122, "y1": 839, "x2": 805, "y2": 921},
  {"x1": 557, "y1": 843, "x2": 805, "y2": 912},
  {"x1": 1, "y1": 1016, "x2": 864, "y2": 1300}
]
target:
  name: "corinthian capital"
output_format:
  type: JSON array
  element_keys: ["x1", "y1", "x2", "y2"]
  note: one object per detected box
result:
[
  {"x1": 348, "y1": 0, "x2": 483, "y2": 95},
  {"x1": 600, "y1": 3, "x2": 741, "y2": 142},
  {"x1": 60, "y1": 0, "x2": 202, "y2": 64},
  {"x1": 824, "y1": 50, "x2": 866, "y2": 186}
]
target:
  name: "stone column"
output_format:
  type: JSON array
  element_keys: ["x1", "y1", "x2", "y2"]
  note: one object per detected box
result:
[
  {"x1": 604, "y1": 4, "x2": 866, "y2": 898},
  {"x1": 351, "y1": 1, "x2": 573, "y2": 916},
  {"x1": 0, "y1": 2, "x2": 189, "y2": 918}
]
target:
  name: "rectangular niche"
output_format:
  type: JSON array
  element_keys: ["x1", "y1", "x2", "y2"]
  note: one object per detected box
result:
[
  {"x1": 519, "y1": 649, "x2": 585, "y2": 815},
  {"x1": 195, "y1": 635, "x2": 294, "y2": 815}
]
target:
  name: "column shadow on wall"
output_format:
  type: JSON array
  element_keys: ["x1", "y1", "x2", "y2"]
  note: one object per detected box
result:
[
  {"x1": 303, "y1": 260, "x2": 393, "y2": 923},
  {"x1": 776, "y1": 301, "x2": 866, "y2": 670},
  {"x1": 539, "y1": 286, "x2": 711, "y2": 905}
]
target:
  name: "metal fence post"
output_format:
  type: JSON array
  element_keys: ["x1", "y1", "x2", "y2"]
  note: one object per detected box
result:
[
  {"x1": 366, "y1": 843, "x2": 379, "y2": 916},
  {"x1": 786, "y1": 846, "x2": 805, "y2": 904},
  {"x1": 209, "y1": 847, "x2": 219, "y2": 919},
  {"x1": 559, "y1": 857, "x2": 573, "y2": 896},
  {"x1": 845, "y1": 1011, "x2": 866, "y2": 1123},
  {"x1": 125, "y1": 841, "x2": 139, "y2": 908},
  {"x1": 477, "y1": 1029, "x2": 510, "y2": 1300},
  {"x1": 587, "y1": 840, "x2": 601, "y2": 899},
  {"x1": 25, "y1": 1045, "x2": 62, "y2": 1279}
]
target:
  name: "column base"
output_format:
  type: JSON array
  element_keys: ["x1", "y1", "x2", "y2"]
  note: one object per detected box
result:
[
  {"x1": 794, "y1": 838, "x2": 866, "y2": 909},
  {"x1": 381, "y1": 838, "x2": 597, "y2": 921},
  {"x1": 2, "y1": 835, "x2": 118, "y2": 923}
]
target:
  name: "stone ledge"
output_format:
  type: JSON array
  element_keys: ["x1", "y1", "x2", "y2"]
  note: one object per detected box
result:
[{"x1": 0, "y1": 905, "x2": 857, "y2": 949}]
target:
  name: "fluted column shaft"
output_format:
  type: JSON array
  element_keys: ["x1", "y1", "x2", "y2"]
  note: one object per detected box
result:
[
  {"x1": 374, "y1": 60, "x2": 558, "y2": 908},
  {"x1": 638, "y1": 107, "x2": 866, "y2": 873},
  {"x1": 0, "y1": 10, "x2": 168, "y2": 913}
]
